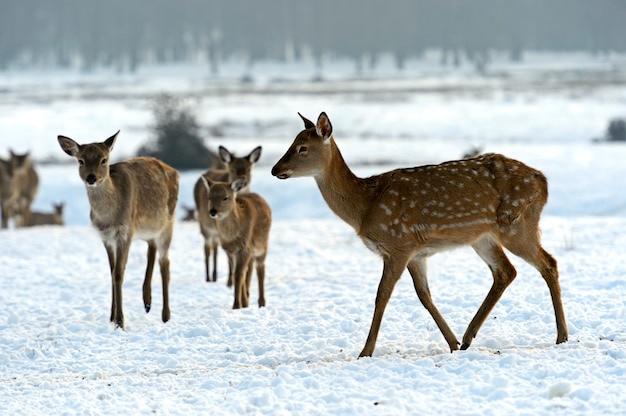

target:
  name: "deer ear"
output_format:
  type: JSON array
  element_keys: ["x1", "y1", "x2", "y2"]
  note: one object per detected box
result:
[
  {"x1": 218, "y1": 146, "x2": 232, "y2": 164},
  {"x1": 200, "y1": 175, "x2": 213, "y2": 191},
  {"x1": 298, "y1": 112, "x2": 315, "y2": 130},
  {"x1": 58, "y1": 136, "x2": 80, "y2": 157},
  {"x1": 104, "y1": 130, "x2": 120, "y2": 151},
  {"x1": 231, "y1": 176, "x2": 247, "y2": 193},
  {"x1": 247, "y1": 146, "x2": 262, "y2": 163},
  {"x1": 316, "y1": 112, "x2": 333, "y2": 142}
]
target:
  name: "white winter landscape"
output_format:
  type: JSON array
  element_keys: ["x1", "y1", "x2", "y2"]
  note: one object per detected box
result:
[{"x1": 1, "y1": 54, "x2": 626, "y2": 415}]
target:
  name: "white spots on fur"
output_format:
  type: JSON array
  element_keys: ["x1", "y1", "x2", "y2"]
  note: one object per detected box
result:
[
  {"x1": 438, "y1": 218, "x2": 493, "y2": 230},
  {"x1": 370, "y1": 153, "x2": 543, "y2": 242},
  {"x1": 380, "y1": 204, "x2": 392, "y2": 215}
]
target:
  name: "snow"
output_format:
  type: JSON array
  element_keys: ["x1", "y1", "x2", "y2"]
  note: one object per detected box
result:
[{"x1": 1, "y1": 55, "x2": 626, "y2": 415}]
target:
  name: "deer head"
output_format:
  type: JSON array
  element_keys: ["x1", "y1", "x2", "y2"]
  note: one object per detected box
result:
[{"x1": 57, "y1": 131, "x2": 119, "y2": 187}]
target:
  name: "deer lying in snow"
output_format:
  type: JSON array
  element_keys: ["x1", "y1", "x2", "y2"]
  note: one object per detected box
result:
[
  {"x1": 271, "y1": 112, "x2": 567, "y2": 357},
  {"x1": 58, "y1": 131, "x2": 179, "y2": 329},
  {"x1": 200, "y1": 175, "x2": 271, "y2": 309},
  {"x1": 22, "y1": 202, "x2": 65, "y2": 226},
  {"x1": 193, "y1": 145, "x2": 262, "y2": 284},
  {"x1": 181, "y1": 205, "x2": 196, "y2": 222}
]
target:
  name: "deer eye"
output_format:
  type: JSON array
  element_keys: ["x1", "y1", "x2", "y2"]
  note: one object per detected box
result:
[
  {"x1": 101, "y1": 158, "x2": 107, "y2": 165},
  {"x1": 298, "y1": 146, "x2": 308, "y2": 154},
  {"x1": 78, "y1": 159, "x2": 85, "y2": 166}
]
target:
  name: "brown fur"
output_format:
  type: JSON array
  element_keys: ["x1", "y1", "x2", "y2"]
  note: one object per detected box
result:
[
  {"x1": 22, "y1": 203, "x2": 65, "y2": 226},
  {"x1": 272, "y1": 112, "x2": 567, "y2": 357},
  {"x1": 5, "y1": 151, "x2": 39, "y2": 227},
  {"x1": 58, "y1": 131, "x2": 179, "y2": 329},
  {"x1": 181, "y1": 205, "x2": 196, "y2": 222},
  {"x1": 0, "y1": 158, "x2": 16, "y2": 229},
  {"x1": 193, "y1": 145, "x2": 262, "y2": 284},
  {"x1": 201, "y1": 176, "x2": 271, "y2": 309}
]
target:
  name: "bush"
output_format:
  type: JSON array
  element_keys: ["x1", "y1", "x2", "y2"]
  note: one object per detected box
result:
[
  {"x1": 137, "y1": 94, "x2": 214, "y2": 170},
  {"x1": 606, "y1": 118, "x2": 626, "y2": 142}
]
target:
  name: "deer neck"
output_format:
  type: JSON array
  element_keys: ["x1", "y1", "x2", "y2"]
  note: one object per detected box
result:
[
  {"x1": 314, "y1": 139, "x2": 369, "y2": 231},
  {"x1": 215, "y1": 201, "x2": 245, "y2": 245},
  {"x1": 85, "y1": 176, "x2": 125, "y2": 225}
]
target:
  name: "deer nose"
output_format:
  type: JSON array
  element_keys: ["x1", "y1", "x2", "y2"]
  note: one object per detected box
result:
[
  {"x1": 86, "y1": 174, "x2": 97, "y2": 185},
  {"x1": 209, "y1": 209, "x2": 217, "y2": 218}
]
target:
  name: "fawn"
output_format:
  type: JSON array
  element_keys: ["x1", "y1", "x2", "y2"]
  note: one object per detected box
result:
[
  {"x1": 58, "y1": 131, "x2": 179, "y2": 329},
  {"x1": 200, "y1": 176, "x2": 271, "y2": 309},
  {"x1": 193, "y1": 145, "x2": 262, "y2": 284},
  {"x1": 272, "y1": 112, "x2": 567, "y2": 357}
]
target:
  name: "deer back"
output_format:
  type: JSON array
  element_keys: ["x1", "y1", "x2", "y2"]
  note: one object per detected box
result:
[
  {"x1": 106, "y1": 157, "x2": 179, "y2": 236},
  {"x1": 24, "y1": 205, "x2": 64, "y2": 226},
  {"x1": 356, "y1": 153, "x2": 548, "y2": 255}
]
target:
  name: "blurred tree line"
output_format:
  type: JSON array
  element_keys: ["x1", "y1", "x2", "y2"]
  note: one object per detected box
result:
[{"x1": 1, "y1": 0, "x2": 625, "y2": 73}]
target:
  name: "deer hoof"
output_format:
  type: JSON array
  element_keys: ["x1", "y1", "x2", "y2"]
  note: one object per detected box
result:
[{"x1": 145, "y1": 304, "x2": 151, "y2": 313}]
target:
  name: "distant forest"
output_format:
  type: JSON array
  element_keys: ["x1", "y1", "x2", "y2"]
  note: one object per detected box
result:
[{"x1": 1, "y1": 0, "x2": 624, "y2": 73}]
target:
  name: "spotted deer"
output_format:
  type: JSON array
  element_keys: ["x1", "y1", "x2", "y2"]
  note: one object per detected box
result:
[
  {"x1": 23, "y1": 202, "x2": 65, "y2": 226},
  {"x1": 271, "y1": 112, "x2": 567, "y2": 357},
  {"x1": 193, "y1": 145, "x2": 262, "y2": 284},
  {"x1": 200, "y1": 176, "x2": 271, "y2": 309},
  {"x1": 58, "y1": 131, "x2": 179, "y2": 329}
]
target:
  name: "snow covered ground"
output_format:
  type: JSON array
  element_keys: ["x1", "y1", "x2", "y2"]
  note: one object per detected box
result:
[{"x1": 1, "y1": 55, "x2": 626, "y2": 415}]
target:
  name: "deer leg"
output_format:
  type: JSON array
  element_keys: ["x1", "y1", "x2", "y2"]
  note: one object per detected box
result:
[
  {"x1": 112, "y1": 238, "x2": 131, "y2": 329},
  {"x1": 159, "y1": 255, "x2": 171, "y2": 323},
  {"x1": 537, "y1": 248, "x2": 568, "y2": 344},
  {"x1": 157, "y1": 230, "x2": 173, "y2": 323},
  {"x1": 243, "y1": 257, "x2": 254, "y2": 308},
  {"x1": 231, "y1": 253, "x2": 244, "y2": 309},
  {"x1": 462, "y1": 237, "x2": 517, "y2": 350},
  {"x1": 211, "y1": 242, "x2": 218, "y2": 282},
  {"x1": 143, "y1": 240, "x2": 157, "y2": 313},
  {"x1": 104, "y1": 243, "x2": 116, "y2": 323},
  {"x1": 204, "y1": 241, "x2": 211, "y2": 282},
  {"x1": 226, "y1": 251, "x2": 234, "y2": 287},
  {"x1": 256, "y1": 254, "x2": 267, "y2": 308},
  {"x1": 407, "y1": 257, "x2": 460, "y2": 352},
  {"x1": 1, "y1": 204, "x2": 8, "y2": 229},
  {"x1": 503, "y1": 235, "x2": 568, "y2": 345},
  {"x1": 359, "y1": 257, "x2": 407, "y2": 358}
]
